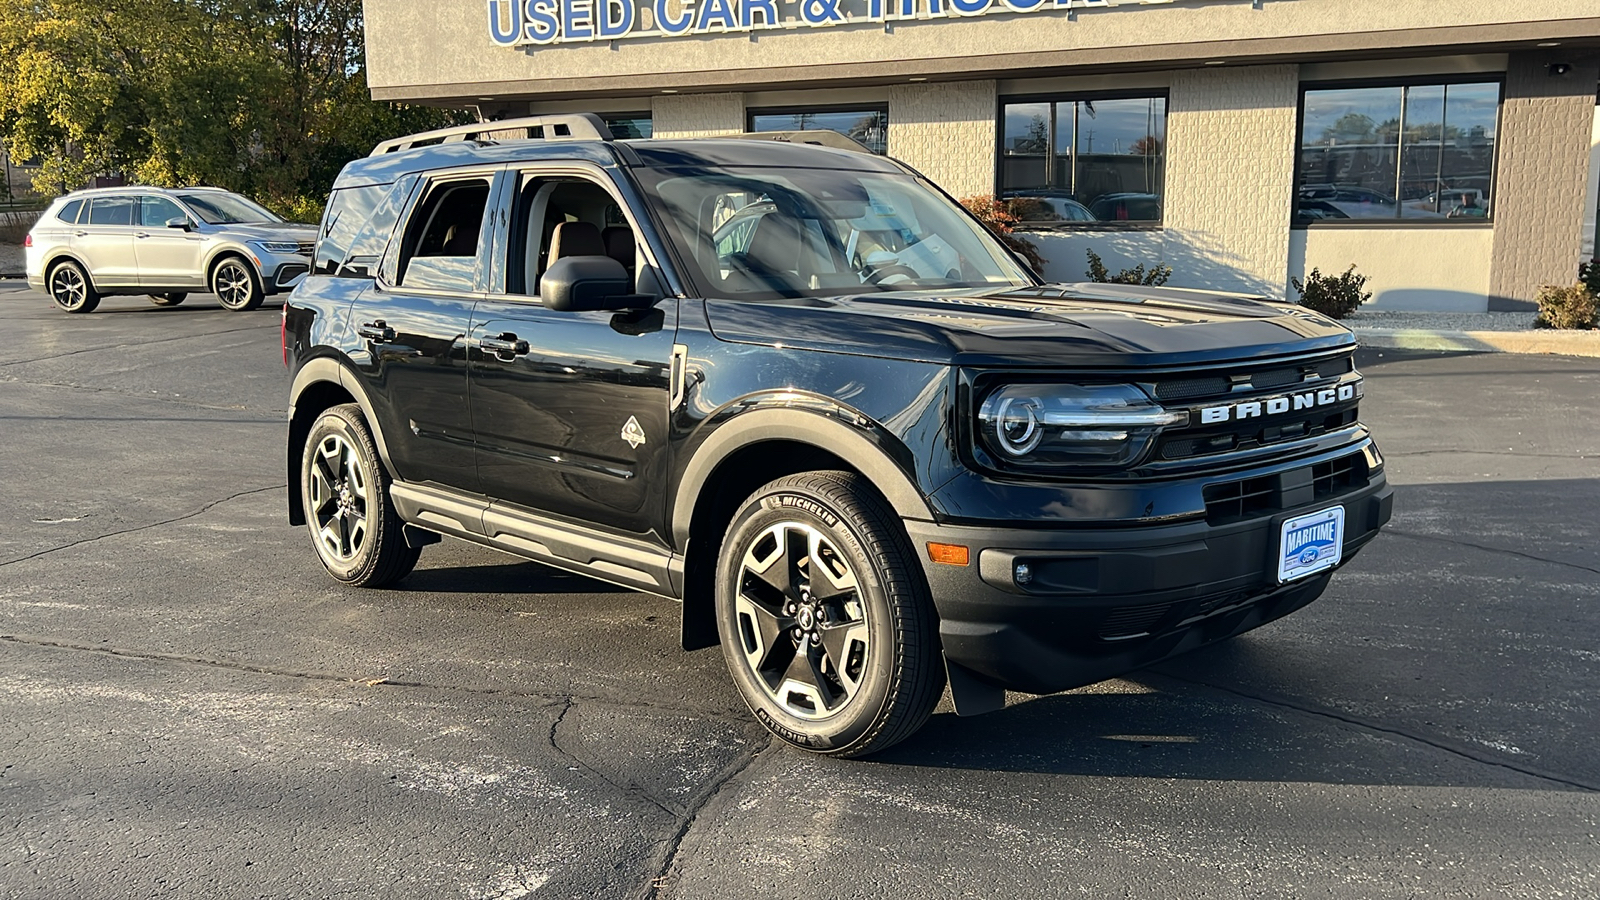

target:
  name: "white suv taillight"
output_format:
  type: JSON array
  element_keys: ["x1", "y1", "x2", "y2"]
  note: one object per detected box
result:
[{"x1": 22, "y1": 233, "x2": 31, "y2": 248}]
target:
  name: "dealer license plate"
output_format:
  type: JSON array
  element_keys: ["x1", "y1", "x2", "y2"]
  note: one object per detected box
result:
[{"x1": 1277, "y1": 506, "x2": 1345, "y2": 583}]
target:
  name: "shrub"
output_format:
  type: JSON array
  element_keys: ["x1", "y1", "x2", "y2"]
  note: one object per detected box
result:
[
  {"x1": 0, "y1": 211, "x2": 39, "y2": 244},
  {"x1": 1292, "y1": 265, "x2": 1371, "y2": 319},
  {"x1": 1085, "y1": 249, "x2": 1171, "y2": 286},
  {"x1": 1580, "y1": 259, "x2": 1600, "y2": 297},
  {"x1": 959, "y1": 195, "x2": 1046, "y2": 274},
  {"x1": 1533, "y1": 283, "x2": 1598, "y2": 330}
]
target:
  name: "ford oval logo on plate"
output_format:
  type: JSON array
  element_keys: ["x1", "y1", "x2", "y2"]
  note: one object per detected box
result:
[{"x1": 1278, "y1": 506, "x2": 1345, "y2": 583}]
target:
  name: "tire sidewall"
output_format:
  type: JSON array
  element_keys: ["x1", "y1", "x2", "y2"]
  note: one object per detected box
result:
[
  {"x1": 715, "y1": 483, "x2": 903, "y2": 754},
  {"x1": 213, "y1": 257, "x2": 262, "y2": 311},
  {"x1": 302, "y1": 407, "x2": 388, "y2": 584}
]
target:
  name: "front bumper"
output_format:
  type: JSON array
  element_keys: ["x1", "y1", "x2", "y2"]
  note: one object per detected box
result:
[
  {"x1": 906, "y1": 470, "x2": 1392, "y2": 696},
  {"x1": 255, "y1": 251, "x2": 311, "y2": 294}
]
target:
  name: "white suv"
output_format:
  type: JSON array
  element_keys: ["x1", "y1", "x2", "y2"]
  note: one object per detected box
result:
[{"x1": 25, "y1": 186, "x2": 317, "y2": 313}]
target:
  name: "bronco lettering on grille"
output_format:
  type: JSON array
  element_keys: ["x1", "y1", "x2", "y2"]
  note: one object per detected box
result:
[{"x1": 1199, "y1": 381, "x2": 1362, "y2": 425}]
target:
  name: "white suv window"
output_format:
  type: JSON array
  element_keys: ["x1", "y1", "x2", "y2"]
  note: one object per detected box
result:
[{"x1": 87, "y1": 197, "x2": 136, "y2": 226}]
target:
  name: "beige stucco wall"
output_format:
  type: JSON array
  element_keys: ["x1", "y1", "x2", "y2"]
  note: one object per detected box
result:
[
  {"x1": 1489, "y1": 51, "x2": 1600, "y2": 307},
  {"x1": 887, "y1": 81, "x2": 997, "y2": 200},
  {"x1": 365, "y1": 1, "x2": 1600, "y2": 101},
  {"x1": 652, "y1": 93, "x2": 746, "y2": 138},
  {"x1": 1289, "y1": 228, "x2": 1496, "y2": 312}
]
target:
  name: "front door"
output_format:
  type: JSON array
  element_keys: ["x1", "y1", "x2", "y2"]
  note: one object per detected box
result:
[
  {"x1": 468, "y1": 169, "x2": 678, "y2": 543},
  {"x1": 349, "y1": 170, "x2": 498, "y2": 491},
  {"x1": 134, "y1": 196, "x2": 206, "y2": 289},
  {"x1": 75, "y1": 196, "x2": 139, "y2": 288}
]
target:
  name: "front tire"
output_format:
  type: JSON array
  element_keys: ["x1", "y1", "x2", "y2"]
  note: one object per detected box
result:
[
  {"x1": 148, "y1": 292, "x2": 187, "y2": 307},
  {"x1": 212, "y1": 257, "x2": 264, "y2": 311},
  {"x1": 715, "y1": 471, "x2": 944, "y2": 757},
  {"x1": 48, "y1": 260, "x2": 100, "y2": 313},
  {"x1": 301, "y1": 404, "x2": 420, "y2": 587}
]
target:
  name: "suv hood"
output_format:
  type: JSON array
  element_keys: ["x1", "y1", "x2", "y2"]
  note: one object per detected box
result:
[
  {"x1": 213, "y1": 222, "x2": 318, "y2": 241},
  {"x1": 704, "y1": 283, "x2": 1355, "y2": 368}
]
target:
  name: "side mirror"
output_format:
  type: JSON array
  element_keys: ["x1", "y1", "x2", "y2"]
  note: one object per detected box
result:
[
  {"x1": 165, "y1": 217, "x2": 192, "y2": 232},
  {"x1": 540, "y1": 256, "x2": 650, "y2": 312}
]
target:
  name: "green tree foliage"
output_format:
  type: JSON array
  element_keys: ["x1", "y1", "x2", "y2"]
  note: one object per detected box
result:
[{"x1": 0, "y1": 0, "x2": 466, "y2": 220}]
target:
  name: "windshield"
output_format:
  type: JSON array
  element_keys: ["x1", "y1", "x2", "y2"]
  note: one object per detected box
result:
[
  {"x1": 176, "y1": 192, "x2": 283, "y2": 225},
  {"x1": 635, "y1": 166, "x2": 1035, "y2": 300}
]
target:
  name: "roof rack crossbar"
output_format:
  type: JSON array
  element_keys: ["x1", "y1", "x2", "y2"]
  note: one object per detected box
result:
[
  {"x1": 370, "y1": 113, "x2": 614, "y2": 156},
  {"x1": 708, "y1": 130, "x2": 877, "y2": 154}
]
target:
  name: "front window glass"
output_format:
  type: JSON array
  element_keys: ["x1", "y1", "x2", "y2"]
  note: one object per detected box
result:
[
  {"x1": 749, "y1": 108, "x2": 890, "y2": 155},
  {"x1": 140, "y1": 196, "x2": 185, "y2": 227},
  {"x1": 176, "y1": 192, "x2": 283, "y2": 225},
  {"x1": 636, "y1": 166, "x2": 1035, "y2": 300},
  {"x1": 1296, "y1": 81, "x2": 1500, "y2": 222}
]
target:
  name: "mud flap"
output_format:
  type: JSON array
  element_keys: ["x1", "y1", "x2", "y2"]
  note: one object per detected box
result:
[{"x1": 945, "y1": 657, "x2": 1006, "y2": 716}]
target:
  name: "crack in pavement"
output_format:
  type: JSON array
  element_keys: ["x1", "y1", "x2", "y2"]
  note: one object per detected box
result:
[
  {"x1": 547, "y1": 695, "x2": 683, "y2": 821},
  {"x1": 0, "y1": 323, "x2": 275, "y2": 369},
  {"x1": 0, "y1": 633, "x2": 753, "y2": 725},
  {"x1": 0, "y1": 375, "x2": 286, "y2": 416},
  {"x1": 1383, "y1": 527, "x2": 1600, "y2": 578},
  {"x1": 0, "y1": 484, "x2": 286, "y2": 568},
  {"x1": 1149, "y1": 671, "x2": 1600, "y2": 793},
  {"x1": 635, "y1": 734, "x2": 771, "y2": 900}
]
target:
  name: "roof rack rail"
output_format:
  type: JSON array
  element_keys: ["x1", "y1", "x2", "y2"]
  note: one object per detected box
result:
[
  {"x1": 710, "y1": 130, "x2": 876, "y2": 155},
  {"x1": 370, "y1": 113, "x2": 614, "y2": 157}
]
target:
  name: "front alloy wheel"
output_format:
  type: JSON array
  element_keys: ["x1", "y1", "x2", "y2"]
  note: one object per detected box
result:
[
  {"x1": 301, "y1": 404, "x2": 420, "y2": 587},
  {"x1": 49, "y1": 261, "x2": 100, "y2": 313},
  {"x1": 212, "y1": 257, "x2": 264, "y2": 311},
  {"x1": 716, "y1": 471, "x2": 944, "y2": 757}
]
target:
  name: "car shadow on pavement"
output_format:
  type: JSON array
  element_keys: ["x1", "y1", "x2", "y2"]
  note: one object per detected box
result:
[{"x1": 399, "y1": 559, "x2": 634, "y2": 595}]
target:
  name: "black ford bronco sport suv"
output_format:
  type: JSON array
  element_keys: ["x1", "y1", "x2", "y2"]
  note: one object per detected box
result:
[{"x1": 284, "y1": 114, "x2": 1392, "y2": 757}]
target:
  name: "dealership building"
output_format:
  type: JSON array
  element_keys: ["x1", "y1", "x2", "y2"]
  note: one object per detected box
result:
[{"x1": 365, "y1": 1, "x2": 1600, "y2": 310}]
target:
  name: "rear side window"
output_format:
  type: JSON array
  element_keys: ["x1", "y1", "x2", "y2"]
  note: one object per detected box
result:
[
  {"x1": 87, "y1": 197, "x2": 135, "y2": 226},
  {"x1": 57, "y1": 200, "x2": 84, "y2": 224},
  {"x1": 394, "y1": 177, "x2": 492, "y2": 291},
  {"x1": 313, "y1": 178, "x2": 415, "y2": 279}
]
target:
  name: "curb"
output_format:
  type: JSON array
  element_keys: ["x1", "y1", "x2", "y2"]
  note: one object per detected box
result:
[{"x1": 1353, "y1": 327, "x2": 1600, "y2": 358}]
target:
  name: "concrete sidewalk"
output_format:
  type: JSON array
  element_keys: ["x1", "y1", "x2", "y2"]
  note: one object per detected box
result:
[{"x1": 1346, "y1": 309, "x2": 1600, "y2": 358}]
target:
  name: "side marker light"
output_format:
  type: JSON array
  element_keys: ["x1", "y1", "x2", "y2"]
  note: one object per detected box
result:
[{"x1": 926, "y1": 543, "x2": 970, "y2": 566}]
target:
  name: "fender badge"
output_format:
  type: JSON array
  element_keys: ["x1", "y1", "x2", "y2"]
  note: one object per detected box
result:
[{"x1": 621, "y1": 416, "x2": 647, "y2": 449}]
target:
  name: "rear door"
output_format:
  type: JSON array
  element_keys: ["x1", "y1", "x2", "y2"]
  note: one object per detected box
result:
[
  {"x1": 76, "y1": 196, "x2": 139, "y2": 288},
  {"x1": 134, "y1": 195, "x2": 206, "y2": 289},
  {"x1": 348, "y1": 169, "x2": 498, "y2": 490},
  {"x1": 467, "y1": 166, "x2": 678, "y2": 543}
]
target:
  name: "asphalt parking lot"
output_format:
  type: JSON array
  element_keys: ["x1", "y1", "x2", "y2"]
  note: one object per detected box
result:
[{"x1": 2, "y1": 282, "x2": 1597, "y2": 899}]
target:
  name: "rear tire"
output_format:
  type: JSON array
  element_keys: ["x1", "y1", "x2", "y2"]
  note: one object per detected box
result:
[
  {"x1": 300, "y1": 404, "x2": 420, "y2": 587},
  {"x1": 48, "y1": 260, "x2": 100, "y2": 313},
  {"x1": 148, "y1": 292, "x2": 187, "y2": 307},
  {"x1": 715, "y1": 471, "x2": 944, "y2": 758},
  {"x1": 212, "y1": 257, "x2": 264, "y2": 311}
]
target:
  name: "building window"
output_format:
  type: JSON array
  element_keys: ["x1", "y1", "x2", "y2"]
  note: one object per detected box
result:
[
  {"x1": 748, "y1": 106, "x2": 889, "y2": 155},
  {"x1": 998, "y1": 94, "x2": 1166, "y2": 226},
  {"x1": 1295, "y1": 80, "x2": 1501, "y2": 223},
  {"x1": 603, "y1": 114, "x2": 652, "y2": 139}
]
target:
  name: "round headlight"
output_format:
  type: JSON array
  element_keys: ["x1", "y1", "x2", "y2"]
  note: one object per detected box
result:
[{"x1": 993, "y1": 396, "x2": 1043, "y2": 456}]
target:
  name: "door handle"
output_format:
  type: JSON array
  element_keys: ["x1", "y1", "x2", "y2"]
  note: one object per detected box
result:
[
  {"x1": 357, "y1": 321, "x2": 396, "y2": 342},
  {"x1": 479, "y1": 332, "x2": 530, "y2": 358},
  {"x1": 135, "y1": 232, "x2": 150, "y2": 239},
  {"x1": 73, "y1": 231, "x2": 88, "y2": 237}
]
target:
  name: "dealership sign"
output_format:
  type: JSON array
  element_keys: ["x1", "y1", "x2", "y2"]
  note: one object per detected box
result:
[{"x1": 489, "y1": 0, "x2": 1175, "y2": 47}]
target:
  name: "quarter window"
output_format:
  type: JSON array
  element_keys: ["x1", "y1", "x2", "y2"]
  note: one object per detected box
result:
[
  {"x1": 748, "y1": 106, "x2": 890, "y2": 156},
  {"x1": 1295, "y1": 80, "x2": 1501, "y2": 223},
  {"x1": 999, "y1": 95, "x2": 1167, "y2": 226},
  {"x1": 57, "y1": 199, "x2": 83, "y2": 223}
]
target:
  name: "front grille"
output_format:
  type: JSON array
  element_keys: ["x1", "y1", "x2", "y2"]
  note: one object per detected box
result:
[
  {"x1": 1154, "y1": 376, "x2": 1230, "y2": 401},
  {"x1": 1098, "y1": 603, "x2": 1175, "y2": 641},
  {"x1": 1203, "y1": 451, "x2": 1369, "y2": 525},
  {"x1": 296, "y1": 241, "x2": 315, "y2": 256},
  {"x1": 1151, "y1": 356, "x2": 1352, "y2": 404}
]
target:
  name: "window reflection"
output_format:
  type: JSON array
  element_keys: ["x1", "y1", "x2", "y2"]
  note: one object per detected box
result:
[{"x1": 999, "y1": 95, "x2": 1166, "y2": 226}]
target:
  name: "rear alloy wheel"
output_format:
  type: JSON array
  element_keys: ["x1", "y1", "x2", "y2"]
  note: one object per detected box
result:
[
  {"x1": 301, "y1": 404, "x2": 420, "y2": 587},
  {"x1": 49, "y1": 260, "x2": 100, "y2": 313},
  {"x1": 212, "y1": 257, "x2": 264, "y2": 311},
  {"x1": 716, "y1": 471, "x2": 944, "y2": 757},
  {"x1": 148, "y1": 292, "x2": 187, "y2": 307}
]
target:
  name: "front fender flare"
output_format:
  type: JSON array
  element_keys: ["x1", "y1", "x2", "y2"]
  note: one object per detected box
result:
[{"x1": 669, "y1": 404, "x2": 936, "y2": 549}]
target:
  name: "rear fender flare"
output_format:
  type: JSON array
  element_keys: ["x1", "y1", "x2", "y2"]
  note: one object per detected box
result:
[{"x1": 286, "y1": 356, "x2": 395, "y2": 524}]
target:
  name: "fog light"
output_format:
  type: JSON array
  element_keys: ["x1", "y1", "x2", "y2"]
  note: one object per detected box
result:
[{"x1": 1014, "y1": 563, "x2": 1033, "y2": 585}]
